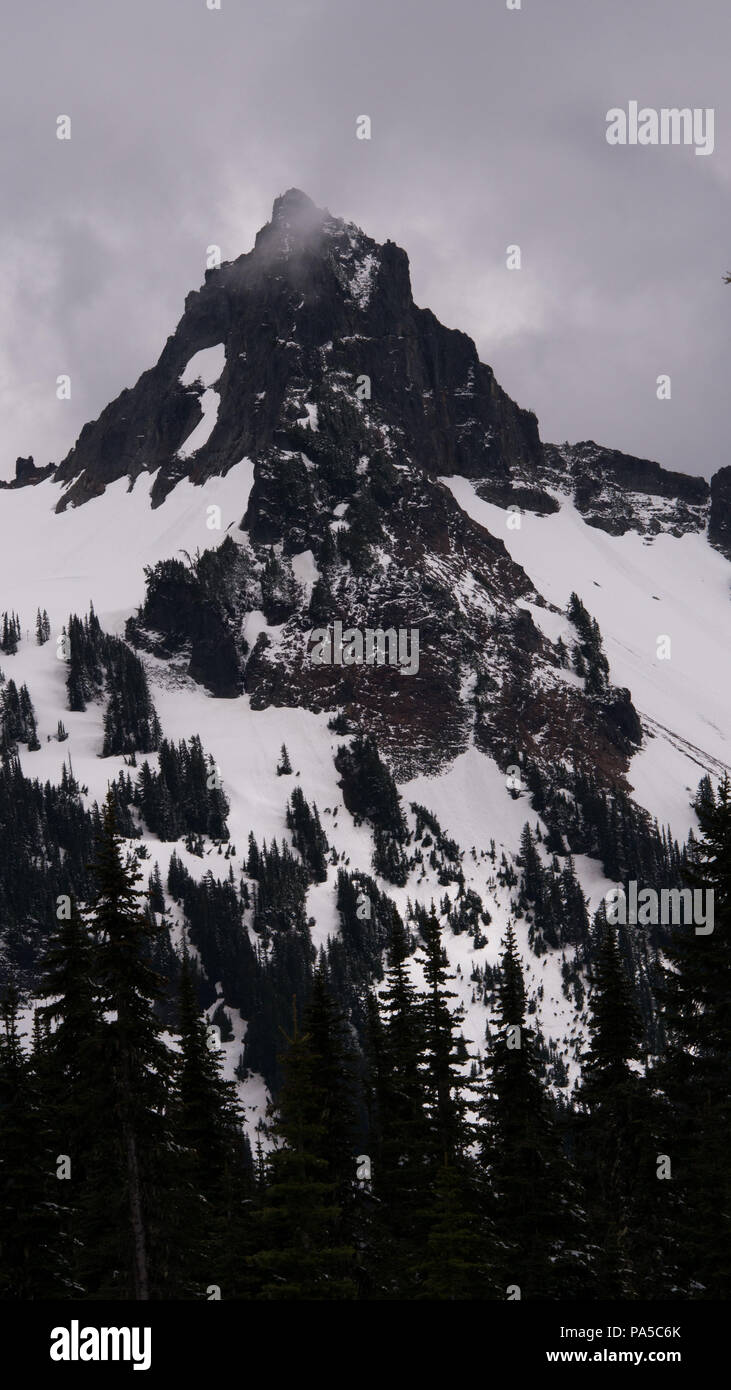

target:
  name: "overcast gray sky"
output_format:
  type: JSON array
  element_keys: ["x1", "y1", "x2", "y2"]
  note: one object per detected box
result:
[{"x1": 1, "y1": 0, "x2": 729, "y2": 482}]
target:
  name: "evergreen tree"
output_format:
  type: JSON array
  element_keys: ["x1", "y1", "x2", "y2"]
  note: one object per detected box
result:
[
  {"x1": 102, "y1": 644, "x2": 161, "y2": 756},
  {"x1": 148, "y1": 862, "x2": 165, "y2": 915},
  {"x1": 136, "y1": 736, "x2": 230, "y2": 841},
  {"x1": 248, "y1": 1000, "x2": 355, "y2": 1299},
  {"x1": 0, "y1": 985, "x2": 70, "y2": 1297},
  {"x1": 575, "y1": 921, "x2": 671, "y2": 1296},
  {"x1": 518, "y1": 821, "x2": 543, "y2": 902},
  {"x1": 276, "y1": 743, "x2": 292, "y2": 776},
  {"x1": 247, "y1": 830, "x2": 260, "y2": 879},
  {"x1": 173, "y1": 954, "x2": 253, "y2": 1297},
  {"x1": 308, "y1": 574, "x2": 333, "y2": 626},
  {"x1": 36, "y1": 898, "x2": 108, "y2": 1294},
  {"x1": 301, "y1": 968, "x2": 362, "y2": 1234},
  {"x1": 260, "y1": 552, "x2": 299, "y2": 625},
  {"x1": 0, "y1": 747, "x2": 100, "y2": 984},
  {"x1": 335, "y1": 733, "x2": 407, "y2": 840},
  {"x1": 479, "y1": 924, "x2": 590, "y2": 1299},
  {"x1": 372, "y1": 825, "x2": 409, "y2": 886},
  {"x1": 38, "y1": 896, "x2": 103, "y2": 1115},
  {"x1": 559, "y1": 854, "x2": 590, "y2": 944},
  {"x1": 567, "y1": 592, "x2": 609, "y2": 696},
  {"x1": 1, "y1": 679, "x2": 39, "y2": 750},
  {"x1": 418, "y1": 1159, "x2": 492, "y2": 1300},
  {"x1": 78, "y1": 796, "x2": 182, "y2": 1299},
  {"x1": 66, "y1": 607, "x2": 106, "y2": 711},
  {"x1": 418, "y1": 906, "x2": 468, "y2": 1163},
  {"x1": 655, "y1": 774, "x2": 731, "y2": 1297},
  {"x1": 415, "y1": 910, "x2": 493, "y2": 1299},
  {"x1": 366, "y1": 921, "x2": 430, "y2": 1295},
  {"x1": 0, "y1": 612, "x2": 19, "y2": 655},
  {"x1": 36, "y1": 608, "x2": 51, "y2": 645},
  {"x1": 286, "y1": 786, "x2": 329, "y2": 881}
]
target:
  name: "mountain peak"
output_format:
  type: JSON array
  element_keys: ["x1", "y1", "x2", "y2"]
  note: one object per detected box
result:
[
  {"x1": 255, "y1": 188, "x2": 333, "y2": 259},
  {"x1": 50, "y1": 188, "x2": 716, "y2": 559},
  {"x1": 50, "y1": 190, "x2": 540, "y2": 511},
  {"x1": 271, "y1": 187, "x2": 319, "y2": 220}
]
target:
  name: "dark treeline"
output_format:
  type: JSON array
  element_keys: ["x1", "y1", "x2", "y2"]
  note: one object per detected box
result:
[
  {"x1": 0, "y1": 727, "x2": 230, "y2": 985},
  {"x1": 0, "y1": 602, "x2": 162, "y2": 757},
  {"x1": 0, "y1": 779, "x2": 729, "y2": 1301},
  {"x1": 0, "y1": 678, "x2": 40, "y2": 752},
  {"x1": 336, "y1": 733, "x2": 409, "y2": 885},
  {"x1": 0, "y1": 612, "x2": 22, "y2": 655},
  {"x1": 65, "y1": 604, "x2": 161, "y2": 756},
  {"x1": 135, "y1": 735, "x2": 230, "y2": 843},
  {"x1": 0, "y1": 755, "x2": 99, "y2": 984}
]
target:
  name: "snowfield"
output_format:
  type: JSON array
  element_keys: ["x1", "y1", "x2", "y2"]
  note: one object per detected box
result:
[
  {"x1": 1, "y1": 462, "x2": 728, "y2": 1115},
  {"x1": 0, "y1": 462, "x2": 254, "y2": 637}
]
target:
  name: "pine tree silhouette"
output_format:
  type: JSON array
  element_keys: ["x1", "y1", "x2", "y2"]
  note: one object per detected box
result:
[
  {"x1": 0, "y1": 985, "x2": 70, "y2": 1296},
  {"x1": 276, "y1": 743, "x2": 292, "y2": 776},
  {"x1": 418, "y1": 906, "x2": 468, "y2": 1164},
  {"x1": 479, "y1": 923, "x2": 591, "y2": 1299},
  {"x1": 78, "y1": 795, "x2": 181, "y2": 1299},
  {"x1": 173, "y1": 954, "x2": 254, "y2": 1297},
  {"x1": 248, "y1": 998, "x2": 355, "y2": 1299},
  {"x1": 656, "y1": 774, "x2": 731, "y2": 1297},
  {"x1": 366, "y1": 920, "x2": 430, "y2": 1295},
  {"x1": 575, "y1": 920, "x2": 671, "y2": 1296}
]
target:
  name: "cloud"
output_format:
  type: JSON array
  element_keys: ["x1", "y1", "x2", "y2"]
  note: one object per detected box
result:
[{"x1": 1, "y1": 0, "x2": 728, "y2": 479}]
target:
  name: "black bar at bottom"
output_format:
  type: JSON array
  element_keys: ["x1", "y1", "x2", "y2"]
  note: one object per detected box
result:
[{"x1": 2, "y1": 1298, "x2": 722, "y2": 1380}]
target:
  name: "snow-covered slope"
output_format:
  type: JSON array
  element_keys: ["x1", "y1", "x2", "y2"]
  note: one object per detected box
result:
[
  {"x1": 3, "y1": 456, "x2": 722, "y2": 1115},
  {"x1": 443, "y1": 477, "x2": 730, "y2": 840},
  {"x1": 0, "y1": 463, "x2": 598, "y2": 1102},
  {"x1": 0, "y1": 463, "x2": 253, "y2": 639},
  {"x1": 1, "y1": 190, "x2": 728, "y2": 1130}
]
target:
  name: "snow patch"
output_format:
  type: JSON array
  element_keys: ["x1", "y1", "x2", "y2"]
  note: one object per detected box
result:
[
  {"x1": 179, "y1": 344, "x2": 226, "y2": 390},
  {"x1": 290, "y1": 549, "x2": 319, "y2": 603},
  {"x1": 177, "y1": 345, "x2": 227, "y2": 459},
  {"x1": 349, "y1": 251, "x2": 378, "y2": 308}
]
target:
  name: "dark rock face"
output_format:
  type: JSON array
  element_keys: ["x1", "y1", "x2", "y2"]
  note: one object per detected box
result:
[
  {"x1": 709, "y1": 465, "x2": 731, "y2": 559},
  {"x1": 597, "y1": 688, "x2": 644, "y2": 751},
  {"x1": 537, "y1": 441, "x2": 710, "y2": 539},
  {"x1": 0, "y1": 456, "x2": 55, "y2": 490},
  {"x1": 125, "y1": 553, "x2": 245, "y2": 698},
  {"x1": 51, "y1": 190, "x2": 543, "y2": 513},
  {"x1": 16, "y1": 455, "x2": 36, "y2": 483},
  {"x1": 473, "y1": 479, "x2": 560, "y2": 516},
  {"x1": 241, "y1": 471, "x2": 540, "y2": 777},
  {"x1": 569, "y1": 441, "x2": 708, "y2": 505}
]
